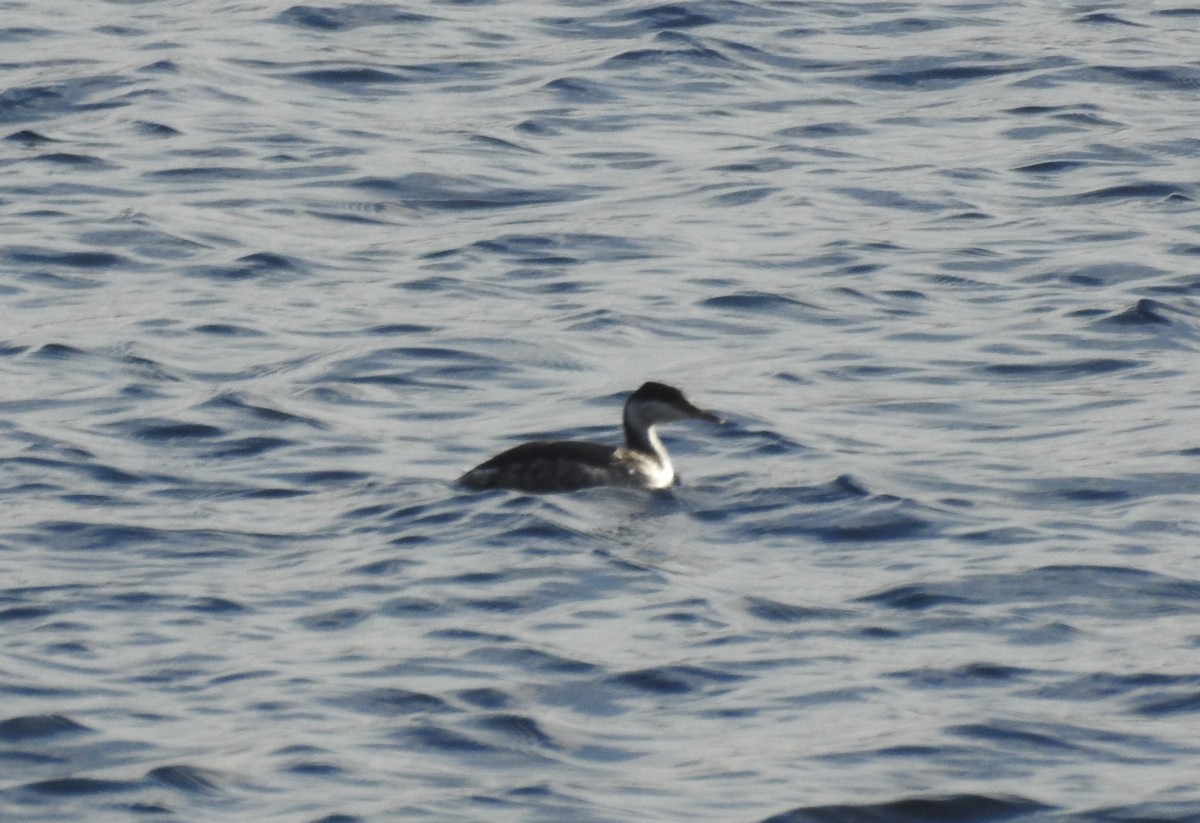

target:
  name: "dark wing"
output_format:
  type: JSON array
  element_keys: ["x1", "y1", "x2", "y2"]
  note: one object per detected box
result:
[
  {"x1": 471, "y1": 440, "x2": 617, "y2": 469},
  {"x1": 458, "y1": 441, "x2": 618, "y2": 493}
]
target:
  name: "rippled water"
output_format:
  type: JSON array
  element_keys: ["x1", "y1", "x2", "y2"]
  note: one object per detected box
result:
[{"x1": 4, "y1": 1, "x2": 1200, "y2": 820}]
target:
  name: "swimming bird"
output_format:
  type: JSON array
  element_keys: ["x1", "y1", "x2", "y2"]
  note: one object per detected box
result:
[{"x1": 457, "y1": 382, "x2": 722, "y2": 494}]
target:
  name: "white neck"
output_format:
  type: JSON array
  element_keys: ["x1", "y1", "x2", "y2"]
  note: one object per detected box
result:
[
  {"x1": 644, "y1": 426, "x2": 671, "y2": 475},
  {"x1": 624, "y1": 411, "x2": 674, "y2": 486}
]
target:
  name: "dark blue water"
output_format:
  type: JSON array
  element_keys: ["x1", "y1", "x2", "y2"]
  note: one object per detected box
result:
[{"x1": 4, "y1": 1, "x2": 1200, "y2": 821}]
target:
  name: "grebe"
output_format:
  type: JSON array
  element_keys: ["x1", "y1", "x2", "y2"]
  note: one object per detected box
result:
[{"x1": 458, "y1": 382, "x2": 722, "y2": 494}]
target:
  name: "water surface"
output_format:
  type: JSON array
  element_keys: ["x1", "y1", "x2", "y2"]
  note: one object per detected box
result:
[{"x1": 3, "y1": 1, "x2": 1200, "y2": 820}]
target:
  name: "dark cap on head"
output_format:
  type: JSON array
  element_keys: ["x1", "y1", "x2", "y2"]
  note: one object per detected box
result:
[{"x1": 630, "y1": 381, "x2": 723, "y2": 424}]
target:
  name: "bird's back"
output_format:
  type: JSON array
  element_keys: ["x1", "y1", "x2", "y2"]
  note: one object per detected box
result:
[{"x1": 457, "y1": 441, "x2": 621, "y2": 493}]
